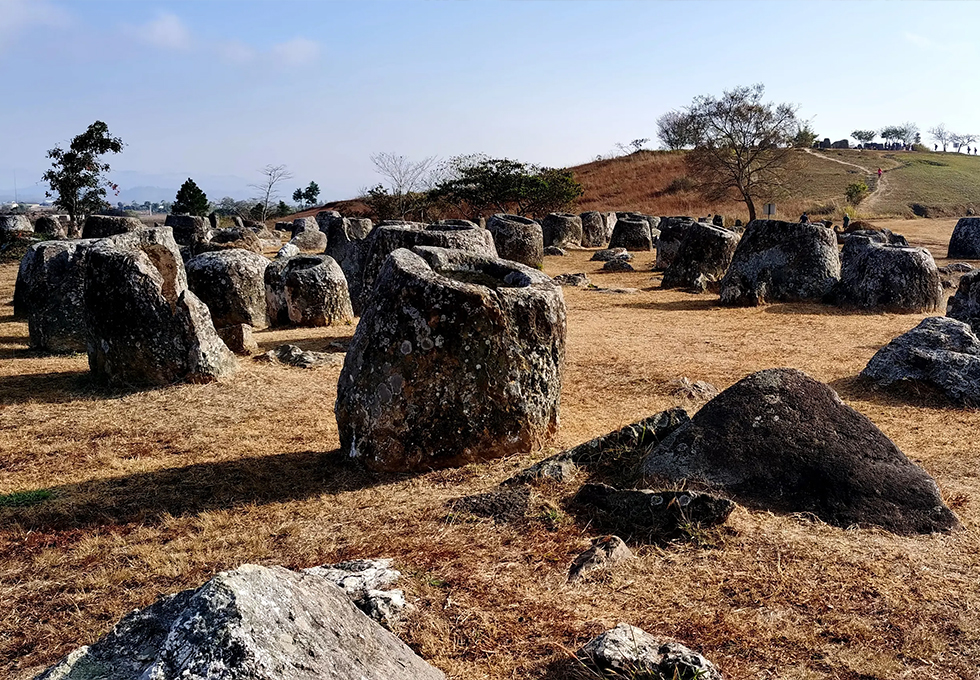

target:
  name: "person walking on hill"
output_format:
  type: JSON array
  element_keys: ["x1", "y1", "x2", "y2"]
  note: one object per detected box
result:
[
  {"x1": 799, "y1": 212, "x2": 809, "y2": 224},
  {"x1": 877, "y1": 167, "x2": 883, "y2": 179}
]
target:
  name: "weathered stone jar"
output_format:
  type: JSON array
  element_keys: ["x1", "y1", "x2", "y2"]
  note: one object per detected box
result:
[
  {"x1": 336, "y1": 246, "x2": 566, "y2": 472},
  {"x1": 485, "y1": 214, "x2": 544, "y2": 268},
  {"x1": 661, "y1": 222, "x2": 739, "y2": 292}
]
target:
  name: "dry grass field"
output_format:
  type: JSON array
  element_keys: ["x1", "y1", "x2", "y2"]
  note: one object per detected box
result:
[{"x1": 2, "y1": 218, "x2": 980, "y2": 679}]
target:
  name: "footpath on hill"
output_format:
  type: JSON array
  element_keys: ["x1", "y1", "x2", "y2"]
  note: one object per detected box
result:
[{"x1": 803, "y1": 148, "x2": 889, "y2": 212}]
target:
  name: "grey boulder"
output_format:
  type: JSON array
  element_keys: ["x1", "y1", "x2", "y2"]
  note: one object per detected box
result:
[
  {"x1": 35, "y1": 563, "x2": 444, "y2": 680},
  {"x1": 661, "y1": 222, "x2": 739, "y2": 293},
  {"x1": 82, "y1": 215, "x2": 144, "y2": 239},
  {"x1": 578, "y1": 623, "x2": 723, "y2": 680},
  {"x1": 336, "y1": 246, "x2": 566, "y2": 472},
  {"x1": 486, "y1": 214, "x2": 544, "y2": 269},
  {"x1": 289, "y1": 227, "x2": 327, "y2": 253},
  {"x1": 567, "y1": 535, "x2": 634, "y2": 582},
  {"x1": 164, "y1": 214, "x2": 211, "y2": 245},
  {"x1": 862, "y1": 316, "x2": 980, "y2": 406},
  {"x1": 947, "y1": 216, "x2": 980, "y2": 258},
  {"x1": 285, "y1": 255, "x2": 354, "y2": 326},
  {"x1": 541, "y1": 212, "x2": 583, "y2": 248},
  {"x1": 580, "y1": 211, "x2": 612, "y2": 248},
  {"x1": 0, "y1": 214, "x2": 33, "y2": 233},
  {"x1": 84, "y1": 228, "x2": 237, "y2": 386},
  {"x1": 834, "y1": 236, "x2": 942, "y2": 312},
  {"x1": 947, "y1": 269, "x2": 980, "y2": 333},
  {"x1": 719, "y1": 219, "x2": 840, "y2": 306},
  {"x1": 185, "y1": 249, "x2": 271, "y2": 329},
  {"x1": 608, "y1": 217, "x2": 655, "y2": 251},
  {"x1": 655, "y1": 217, "x2": 697, "y2": 270}
]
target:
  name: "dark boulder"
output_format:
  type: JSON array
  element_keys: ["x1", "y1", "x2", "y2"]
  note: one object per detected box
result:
[
  {"x1": 661, "y1": 222, "x2": 739, "y2": 293},
  {"x1": 358, "y1": 222, "x2": 497, "y2": 313},
  {"x1": 291, "y1": 216, "x2": 319, "y2": 236},
  {"x1": 486, "y1": 214, "x2": 544, "y2": 269},
  {"x1": 541, "y1": 212, "x2": 583, "y2": 248},
  {"x1": 543, "y1": 245, "x2": 566, "y2": 256},
  {"x1": 947, "y1": 269, "x2": 980, "y2": 333},
  {"x1": 947, "y1": 217, "x2": 980, "y2": 258},
  {"x1": 573, "y1": 483, "x2": 735, "y2": 543},
  {"x1": 216, "y1": 323, "x2": 259, "y2": 355},
  {"x1": 35, "y1": 564, "x2": 445, "y2": 680},
  {"x1": 33, "y1": 215, "x2": 64, "y2": 237},
  {"x1": 608, "y1": 217, "x2": 654, "y2": 251},
  {"x1": 601, "y1": 258, "x2": 634, "y2": 272},
  {"x1": 580, "y1": 211, "x2": 610, "y2": 248},
  {"x1": 552, "y1": 272, "x2": 590, "y2": 288},
  {"x1": 862, "y1": 316, "x2": 980, "y2": 406},
  {"x1": 16, "y1": 239, "x2": 98, "y2": 352},
  {"x1": 840, "y1": 227, "x2": 908, "y2": 246},
  {"x1": 719, "y1": 219, "x2": 840, "y2": 306},
  {"x1": 82, "y1": 215, "x2": 144, "y2": 239},
  {"x1": 336, "y1": 246, "x2": 565, "y2": 472},
  {"x1": 654, "y1": 217, "x2": 696, "y2": 270},
  {"x1": 83, "y1": 228, "x2": 237, "y2": 386},
  {"x1": 834, "y1": 236, "x2": 942, "y2": 312},
  {"x1": 324, "y1": 215, "x2": 373, "y2": 313},
  {"x1": 164, "y1": 214, "x2": 211, "y2": 245},
  {"x1": 641, "y1": 368, "x2": 959, "y2": 534},
  {"x1": 185, "y1": 249, "x2": 271, "y2": 329},
  {"x1": 578, "y1": 624, "x2": 723, "y2": 680}
]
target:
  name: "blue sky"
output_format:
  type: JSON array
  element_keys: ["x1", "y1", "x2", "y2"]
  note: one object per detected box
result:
[{"x1": 2, "y1": 0, "x2": 978, "y2": 203}]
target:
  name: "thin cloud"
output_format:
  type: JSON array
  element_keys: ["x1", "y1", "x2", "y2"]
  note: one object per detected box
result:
[
  {"x1": 0, "y1": 0, "x2": 70, "y2": 52},
  {"x1": 270, "y1": 37, "x2": 320, "y2": 67},
  {"x1": 131, "y1": 12, "x2": 192, "y2": 51},
  {"x1": 217, "y1": 39, "x2": 257, "y2": 65}
]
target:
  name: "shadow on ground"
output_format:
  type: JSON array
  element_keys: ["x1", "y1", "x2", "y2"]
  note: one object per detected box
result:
[
  {"x1": 829, "y1": 374, "x2": 966, "y2": 411},
  {"x1": 620, "y1": 298, "x2": 721, "y2": 312},
  {"x1": 0, "y1": 448, "x2": 398, "y2": 532},
  {"x1": 0, "y1": 369, "x2": 161, "y2": 405}
]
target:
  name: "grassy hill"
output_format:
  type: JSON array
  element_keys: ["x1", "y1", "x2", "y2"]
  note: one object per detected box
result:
[{"x1": 569, "y1": 148, "x2": 980, "y2": 222}]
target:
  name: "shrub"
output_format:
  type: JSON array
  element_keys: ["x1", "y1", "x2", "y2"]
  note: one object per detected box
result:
[
  {"x1": 845, "y1": 181, "x2": 869, "y2": 205},
  {"x1": 663, "y1": 175, "x2": 697, "y2": 194}
]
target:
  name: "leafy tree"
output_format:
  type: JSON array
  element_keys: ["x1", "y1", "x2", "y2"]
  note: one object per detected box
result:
[
  {"x1": 432, "y1": 156, "x2": 583, "y2": 217},
  {"x1": 302, "y1": 181, "x2": 320, "y2": 207},
  {"x1": 172, "y1": 178, "x2": 210, "y2": 216},
  {"x1": 248, "y1": 164, "x2": 293, "y2": 221},
  {"x1": 292, "y1": 188, "x2": 304, "y2": 205},
  {"x1": 681, "y1": 84, "x2": 800, "y2": 222},
  {"x1": 41, "y1": 121, "x2": 124, "y2": 226},
  {"x1": 880, "y1": 124, "x2": 917, "y2": 146},
  {"x1": 792, "y1": 122, "x2": 819, "y2": 148},
  {"x1": 851, "y1": 129, "x2": 877, "y2": 145},
  {"x1": 845, "y1": 181, "x2": 869, "y2": 204},
  {"x1": 275, "y1": 200, "x2": 292, "y2": 217},
  {"x1": 656, "y1": 110, "x2": 698, "y2": 150}
]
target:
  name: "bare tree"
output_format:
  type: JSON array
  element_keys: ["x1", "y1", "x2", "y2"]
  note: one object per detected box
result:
[
  {"x1": 683, "y1": 84, "x2": 800, "y2": 222},
  {"x1": 248, "y1": 164, "x2": 293, "y2": 221},
  {"x1": 929, "y1": 124, "x2": 952, "y2": 152},
  {"x1": 657, "y1": 110, "x2": 698, "y2": 150},
  {"x1": 959, "y1": 133, "x2": 978, "y2": 152},
  {"x1": 898, "y1": 122, "x2": 920, "y2": 147},
  {"x1": 369, "y1": 152, "x2": 438, "y2": 219}
]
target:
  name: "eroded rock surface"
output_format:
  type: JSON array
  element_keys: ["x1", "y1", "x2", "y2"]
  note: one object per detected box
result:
[
  {"x1": 578, "y1": 623, "x2": 723, "y2": 680},
  {"x1": 834, "y1": 236, "x2": 942, "y2": 313},
  {"x1": 541, "y1": 212, "x2": 583, "y2": 248},
  {"x1": 661, "y1": 222, "x2": 739, "y2": 292},
  {"x1": 567, "y1": 535, "x2": 634, "y2": 582},
  {"x1": 608, "y1": 217, "x2": 655, "y2": 251},
  {"x1": 642, "y1": 368, "x2": 959, "y2": 534},
  {"x1": 185, "y1": 249, "x2": 271, "y2": 329},
  {"x1": 947, "y1": 216, "x2": 980, "y2": 258},
  {"x1": 82, "y1": 215, "x2": 144, "y2": 239},
  {"x1": 164, "y1": 214, "x2": 211, "y2": 246},
  {"x1": 486, "y1": 214, "x2": 544, "y2": 269},
  {"x1": 947, "y1": 270, "x2": 980, "y2": 333},
  {"x1": 284, "y1": 255, "x2": 354, "y2": 326},
  {"x1": 862, "y1": 316, "x2": 980, "y2": 406},
  {"x1": 35, "y1": 564, "x2": 445, "y2": 680},
  {"x1": 719, "y1": 219, "x2": 840, "y2": 306},
  {"x1": 0, "y1": 214, "x2": 33, "y2": 233},
  {"x1": 580, "y1": 211, "x2": 611, "y2": 248},
  {"x1": 655, "y1": 217, "x2": 696, "y2": 270},
  {"x1": 336, "y1": 246, "x2": 565, "y2": 472}
]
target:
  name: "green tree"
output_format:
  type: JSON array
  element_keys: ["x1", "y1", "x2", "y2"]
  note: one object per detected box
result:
[
  {"x1": 845, "y1": 181, "x2": 869, "y2": 204},
  {"x1": 851, "y1": 129, "x2": 877, "y2": 145},
  {"x1": 432, "y1": 156, "x2": 583, "y2": 217},
  {"x1": 275, "y1": 200, "x2": 291, "y2": 217},
  {"x1": 302, "y1": 181, "x2": 320, "y2": 207},
  {"x1": 682, "y1": 84, "x2": 800, "y2": 222},
  {"x1": 292, "y1": 187, "x2": 304, "y2": 205},
  {"x1": 792, "y1": 122, "x2": 819, "y2": 148},
  {"x1": 41, "y1": 121, "x2": 124, "y2": 226},
  {"x1": 172, "y1": 178, "x2": 210, "y2": 216}
]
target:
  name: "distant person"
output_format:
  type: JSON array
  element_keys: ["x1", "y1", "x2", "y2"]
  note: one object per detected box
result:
[
  {"x1": 843, "y1": 213, "x2": 850, "y2": 230},
  {"x1": 799, "y1": 212, "x2": 809, "y2": 224},
  {"x1": 935, "y1": 144, "x2": 939, "y2": 151},
  {"x1": 877, "y1": 167, "x2": 883, "y2": 179}
]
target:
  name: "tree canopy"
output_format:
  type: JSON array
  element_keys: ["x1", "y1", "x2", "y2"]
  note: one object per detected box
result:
[
  {"x1": 41, "y1": 121, "x2": 124, "y2": 226},
  {"x1": 172, "y1": 178, "x2": 210, "y2": 216}
]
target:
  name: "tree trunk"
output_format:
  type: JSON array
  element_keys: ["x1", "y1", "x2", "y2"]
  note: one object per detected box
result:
[{"x1": 745, "y1": 196, "x2": 757, "y2": 222}]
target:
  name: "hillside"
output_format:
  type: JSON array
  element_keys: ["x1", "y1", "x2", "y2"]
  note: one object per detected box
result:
[{"x1": 569, "y1": 148, "x2": 980, "y2": 222}]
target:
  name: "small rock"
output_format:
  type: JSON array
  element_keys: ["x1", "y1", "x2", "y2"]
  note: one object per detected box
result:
[
  {"x1": 578, "y1": 623, "x2": 723, "y2": 680},
  {"x1": 544, "y1": 245, "x2": 567, "y2": 256},
  {"x1": 552, "y1": 272, "x2": 590, "y2": 287},
  {"x1": 258, "y1": 343, "x2": 344, "y2": 369},
  {"x1": 277, "y1": 243, "x2": 300, "y2": 259},
  {"x1": 447, "y1": 487, "x2": 531, "y2": 523},
  {"x1": 591, "y1": 286, "x2": 639, "y2": 294},
  {"x1": 601, "y1": 259, "x2": 635, "y2": 272},
  {"x1": 573, "y1": 483, "x2": 735, "y2": 543},
  {"x1": 670, "y1": 377, "x2": 719, "y2": 400},
  {"x1": 590, "y1": 248, "x2": 630, "y2": 262},
  {"x1": 216, "y1": 323, "x2": 258, "y2": 355},
  {"x1": 303, "y1": 559, "x2": 409, "y2": 626},
  {"x1": 567, "y1": 535, "x2": 634, "y2": 582}
]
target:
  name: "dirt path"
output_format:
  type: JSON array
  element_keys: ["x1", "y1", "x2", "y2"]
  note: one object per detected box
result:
[{"x1": 804, "y1": 147, "x2": 888, "y2": 211}]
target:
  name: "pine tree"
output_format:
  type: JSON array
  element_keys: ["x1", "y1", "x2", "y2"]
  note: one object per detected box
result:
[{"x1": 172, "y1": 178, "x2": 210, "y2": 216}]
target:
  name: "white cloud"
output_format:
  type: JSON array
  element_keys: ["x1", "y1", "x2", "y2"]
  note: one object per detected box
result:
[
  {"x1": 217, "y1": 39, "x2": 256, "y2": 65},
  {"x1": 132, "y1": 11, "x2": 192, "y2": 51},
  {"x1": 270, "y1": 37, "x2": 320, "y2": 67},
  {"x1": 0, "y1": 0, "x2": 70, "y2": 51}
]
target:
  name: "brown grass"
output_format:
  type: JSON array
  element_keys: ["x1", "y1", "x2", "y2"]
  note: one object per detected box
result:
[{"x1": 3, "y1": 218, "x2": 980, "y2": 679}]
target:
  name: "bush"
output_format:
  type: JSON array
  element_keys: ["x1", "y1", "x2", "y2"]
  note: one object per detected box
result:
[
  {"x1": 845, "y1": 181, "x2": 869, "y2": 205},
  {"x1": 663, "y1": 175, "x2": 697, "y2": 194}
]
